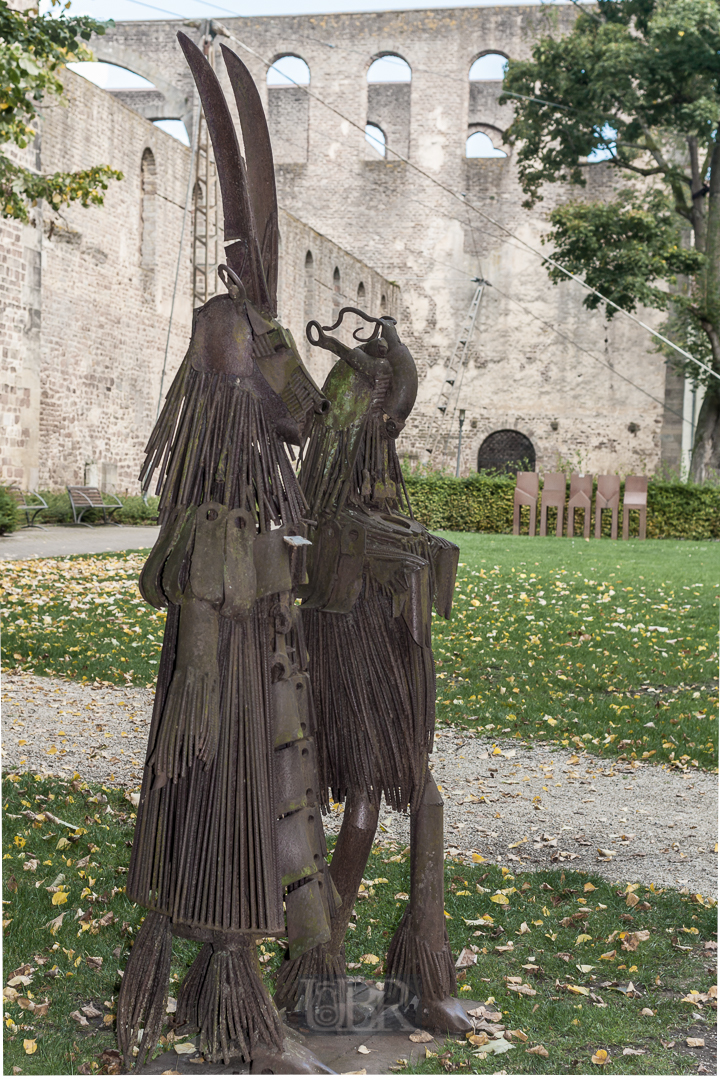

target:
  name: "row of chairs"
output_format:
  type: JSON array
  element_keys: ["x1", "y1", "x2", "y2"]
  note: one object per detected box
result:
[{"x1": 513, "y1": 472, "x2": 648, "y2": 540}]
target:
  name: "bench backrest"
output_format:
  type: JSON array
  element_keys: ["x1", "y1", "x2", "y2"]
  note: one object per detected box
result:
[
  {"x1": 542, "y1": 472, "x2": 566, "y2": 495},
  {"x1": 624, "y1": 475, "x2": 648, "y2": 507},
  {"x1": 569, "y1": 472, "x2": 593, "y2": 499},
  {"x1": 515, "y1": 471, "x2": 539, "y2": 497},
  {"x1": 597, "y1": 474, "x2": 620, "y2": 501},
  {"x1": 68, "y1": 486, "x2": 105, "y2": 507}
]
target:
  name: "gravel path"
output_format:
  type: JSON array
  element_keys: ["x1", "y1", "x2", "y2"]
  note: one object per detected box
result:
[
  {"x1": 0, "y1": 525, "x2": 159, "y2": 561},
  {"x1": 2, "y1": 672, "x2": 717, "y2": 895}
]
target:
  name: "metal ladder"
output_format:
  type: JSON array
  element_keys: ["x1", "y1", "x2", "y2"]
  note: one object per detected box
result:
[
  {"x1": 192, "y1": 36, "x2": 222, "y2": 309},
  {"x1": 425, "y1": 278, "x2": 485, "y2": 465}
]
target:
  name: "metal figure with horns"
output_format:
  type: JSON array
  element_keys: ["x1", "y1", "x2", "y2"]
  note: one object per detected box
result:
[
  {"x1": 273, "y1": 308, "x2": 471, "y2": 1034},
  {"x1": 117, "y1": 34, "x2": 338, "y2": 1073}
]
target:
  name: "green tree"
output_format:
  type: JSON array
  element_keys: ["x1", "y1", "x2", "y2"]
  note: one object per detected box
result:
[
  {"x1": 502, "y1": 0, "x2": 720, "y2": 481},
  {"x1": 0, "y1": 0, "x2": 122, "y2": 223}
]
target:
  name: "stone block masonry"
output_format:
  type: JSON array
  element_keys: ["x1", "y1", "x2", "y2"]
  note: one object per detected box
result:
[
  {"x1": 0, "y1": 68, "x2": 396, "y2": 493},
  {"x1": 95, "y1": 5, "x2": 682, "y2": 479},
  {"x1": 1, "y1": 5, "x2": 685, "y2": 493}
]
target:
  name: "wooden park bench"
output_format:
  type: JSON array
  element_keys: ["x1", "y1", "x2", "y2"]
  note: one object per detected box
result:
[
  {"x1": 67, "y1": 486, "x2": 123, "y2": 527},
  {"x1": 8, "y1": 487, "x2": 49, "y2": 530}
]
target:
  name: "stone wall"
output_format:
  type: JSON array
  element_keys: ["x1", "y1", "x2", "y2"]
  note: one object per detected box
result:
[
  {"x1": 95, "y1": 4, "x2": 680, "y2": 478},
  {"x1": 0, "y1": 69, "x2": 194, "y2": 494},
  {"x1": 277, "y1": 208, "x2": 399, "y2": 388},
  {"x1": 0, "y1": 69, "x2": 396, "y2": 493}
]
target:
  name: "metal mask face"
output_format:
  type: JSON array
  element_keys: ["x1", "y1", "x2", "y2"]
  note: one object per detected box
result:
[{"x1": 243, "y1": 295, "x2": 330, "y2": 442}]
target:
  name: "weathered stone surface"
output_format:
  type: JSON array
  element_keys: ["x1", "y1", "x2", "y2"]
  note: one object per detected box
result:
[{"x1": 1, "y1": 4, "x2": 684, "y2": 494}]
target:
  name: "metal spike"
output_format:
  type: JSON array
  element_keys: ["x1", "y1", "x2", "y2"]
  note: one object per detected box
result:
[{"x1": 176, "y1": 32, "x2": 269, "y2": 309}]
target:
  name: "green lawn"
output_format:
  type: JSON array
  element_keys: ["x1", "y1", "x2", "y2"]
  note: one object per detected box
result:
[
  {"x1": 3, "y1": 535, "x2": 715, "y2": 769},
  {"x1": 432, "y1": 534, "x2": 718, "y2": 771},
  {"x1": 2, "y1": 772, "x2": 716, "y2": 1075}
]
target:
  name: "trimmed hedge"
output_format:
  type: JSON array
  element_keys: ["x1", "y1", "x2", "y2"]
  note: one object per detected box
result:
[
  {"x1": 403, "y1": 473, "x2": 720, "y2": 541},
  {"x1": 0, "y1": 488, "x2": 18, "y2": 535}
]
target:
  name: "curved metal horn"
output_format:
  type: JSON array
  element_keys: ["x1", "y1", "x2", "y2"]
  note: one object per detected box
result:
[
  {"x1": 220, "y1": 43, "x2": 279, "y2": 317},
  {"x1": 176, "y1": 32, "x2": 270, "y2": 310}
]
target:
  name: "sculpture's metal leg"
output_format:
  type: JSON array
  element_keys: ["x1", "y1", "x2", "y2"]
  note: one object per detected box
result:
[
  {"x1": 326, "y1": 789, "x2": 380, "y2": 955},
  {"x1": 386, "y1": 770, "x2": 472, "y2": 1035},
  {"x1": 274, "y1": 789, "x2": 379, "y2": 1015}
]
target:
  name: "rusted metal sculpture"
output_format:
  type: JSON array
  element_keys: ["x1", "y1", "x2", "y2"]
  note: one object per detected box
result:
[
  {"x1": 117, "y1": 34, "x2": 338, "y2": 1073},
  {"x1": 274, "y1": 308, "x2": 472, "y2": 1034}
]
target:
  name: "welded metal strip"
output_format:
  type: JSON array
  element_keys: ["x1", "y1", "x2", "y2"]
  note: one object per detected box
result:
[
  {"x1": 176, "y1": 32, "x2": 269, "y2": 309},
  {"x1": 220, "y1": 42, "x2": 279, "y2": 316}
]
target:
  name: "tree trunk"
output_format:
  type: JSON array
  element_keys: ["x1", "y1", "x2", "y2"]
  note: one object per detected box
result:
[
  {"x1": 691, "y1": 381, "x2": 720, "y2": 483},
  {"x1": 690, "y1": 140, "x2": 720, "y2": 482}
]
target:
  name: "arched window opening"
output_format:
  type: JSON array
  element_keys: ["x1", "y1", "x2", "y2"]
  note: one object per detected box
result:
[
  {"x1": 140, "y1": 148, "x2": 157, "y2": 276},
  {"x1": 381, "y1": 293, "x2": 387, "y2": 309},
  {"x1": 366, "y1": 57, "x2": 411, "y2": 159},
  {"x1": 357, "y1": 281, "x2": 366, "y2": 303},
  {"x1": 466, "y1": 130, "x2": 507, "y2": 159},
  {"x1": 153, "y1": 119, "x2": 189, "y2": 145},
  {"x1": 67, "y1": 61, "x2": 154, "y2": 89},
  {"x1": 332, "y1": 267, "x2": 341, "y2": 319},
  {"x1": 367, "y1": 55, "x2": 411, "y2": 83},
  {"x1": 365, "y1": 123, "x2": 386, "y2": 157},
  {"x1": 303, "y1": 251, "x2": 315, "y2": 362},
  {"x1": 267, "y1": 55, "x2": 310, "y2": 86},
  {"x1": 267, "y1": 55, "x2": 310, "y2": 163},
  {"x1": 469, "y1": 53, "x2": 508, "y2": 81},
  {"x1": 477, "y1": 430, "x2": 535, "y2": 474}
]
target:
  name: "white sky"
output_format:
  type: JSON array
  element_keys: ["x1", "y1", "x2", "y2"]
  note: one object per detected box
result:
[{"x1": 48, "y1": 0, "x2": 574, "y2": 23}]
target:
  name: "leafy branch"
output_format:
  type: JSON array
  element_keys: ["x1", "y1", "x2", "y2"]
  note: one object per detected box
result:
[{"x1": 0, "y1": 0, "x2": 123, "y2": 220}]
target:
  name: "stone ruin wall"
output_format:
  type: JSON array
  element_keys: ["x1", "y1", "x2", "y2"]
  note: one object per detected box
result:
[
  {"x1": 0, "y1": 73, "x2": 194, "y2": 493},
  {"x1": 0, "y1": 70, "x2": 393, "y2": 493},
  {"x1": 1, "y1": 4, "x2": 685, "y2": 495},
  {"x1": 95, "y1": 4, "x2": 683, "y2": 480}
]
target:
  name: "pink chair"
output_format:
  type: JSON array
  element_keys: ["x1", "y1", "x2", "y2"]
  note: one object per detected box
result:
[
  {"x1": 513, "y1": 472, "x2": 539, "y2": 536},
  {"x1": 595, "y1": 475, "x2": 620, "y2": 539},
  {"x1": 567, "y1": 473, "x2": 593, "y2": 539},
  {"x1": 539, "y1": 473, "x2": 566, "y2": 537},
  {"x1": 622, "y1": 475, "x2": 647, "y2": 540}
]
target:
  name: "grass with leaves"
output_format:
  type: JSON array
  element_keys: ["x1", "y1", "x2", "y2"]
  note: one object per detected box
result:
[
  {"x1": 2, "y1": 771, "x2": 716, "y2": 1075},
  {"x1": 2, "y1": 535, "x2": 717, "y2": 770}
]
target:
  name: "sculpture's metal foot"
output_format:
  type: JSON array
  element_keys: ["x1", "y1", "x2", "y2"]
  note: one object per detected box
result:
[
  {"x1": 415, "y1": 995, "x2": 473, "y2": 1035},
  {"x1": 250, "y1": 1036, "x2": 336, "y2": 1074}
]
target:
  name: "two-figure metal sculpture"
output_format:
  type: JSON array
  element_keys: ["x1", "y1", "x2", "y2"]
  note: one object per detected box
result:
[{"x1": 118, "y1": 32, "x2": 471, "y2": 1074}]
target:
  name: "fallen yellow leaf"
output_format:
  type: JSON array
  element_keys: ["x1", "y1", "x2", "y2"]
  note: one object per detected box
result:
[
  {"x1": 584, "y1": 883, "x2": 597, "y2": 893},
  {"x1": 359, "y1": 954, "x2": 380, "y2": 965},
  {"x1": 526, "y1": 1045, "x2": 549, "y2": 1058},
  {"x1": 490, "y1": 894, "x2": 510, "y2": 905},
  {"x1": 51, "y1": 891, "x2": 69, "y2": 906},
  {"x1": 24, "y1": 1039, "x2": 37, "y2": 1055},
  {"x1": 591, "y1": 1048, "x2": 608, "y2": 1065}
]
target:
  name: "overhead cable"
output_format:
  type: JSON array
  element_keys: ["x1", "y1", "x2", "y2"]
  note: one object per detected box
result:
[{"x1": 213, "y1": 23, "x2": 719, "y2": 385}]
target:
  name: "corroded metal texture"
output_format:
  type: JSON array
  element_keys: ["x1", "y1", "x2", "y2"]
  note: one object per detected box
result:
[
  {"x1": 118, "y1": 34, "x2": 335, "y2": 1073},
  {"x1": 275, "y1": 308, "x2": 472, "y2": 1034}
]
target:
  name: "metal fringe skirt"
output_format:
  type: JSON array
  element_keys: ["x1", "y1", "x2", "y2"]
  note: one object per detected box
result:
[
  {"x1": 304, "y1": 577, "x2": 435, "y2": 815},
  {"x1": 126, "y1": 596, "x2": 284, "y2": 934}
]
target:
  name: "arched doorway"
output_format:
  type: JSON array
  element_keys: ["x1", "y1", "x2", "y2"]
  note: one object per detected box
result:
[{"x1": 477, "y1": 430, "x2": 535, "y2": 473}]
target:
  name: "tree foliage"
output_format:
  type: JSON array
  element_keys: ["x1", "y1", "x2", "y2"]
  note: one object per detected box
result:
[
  {"x1": 545, "y1": 190, "x2": 704, "y2": 318},
  {"x1": 0, "y1": 0, "x2": 122, "y2": 222},
  {"x1": 501, "y1": 0, "x2": 720, "y2": 480}
]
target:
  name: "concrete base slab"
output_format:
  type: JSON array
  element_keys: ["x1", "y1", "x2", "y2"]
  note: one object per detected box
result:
[{"x1": 136, "y1": 1004, "x2": 479, "y2": 1074}]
